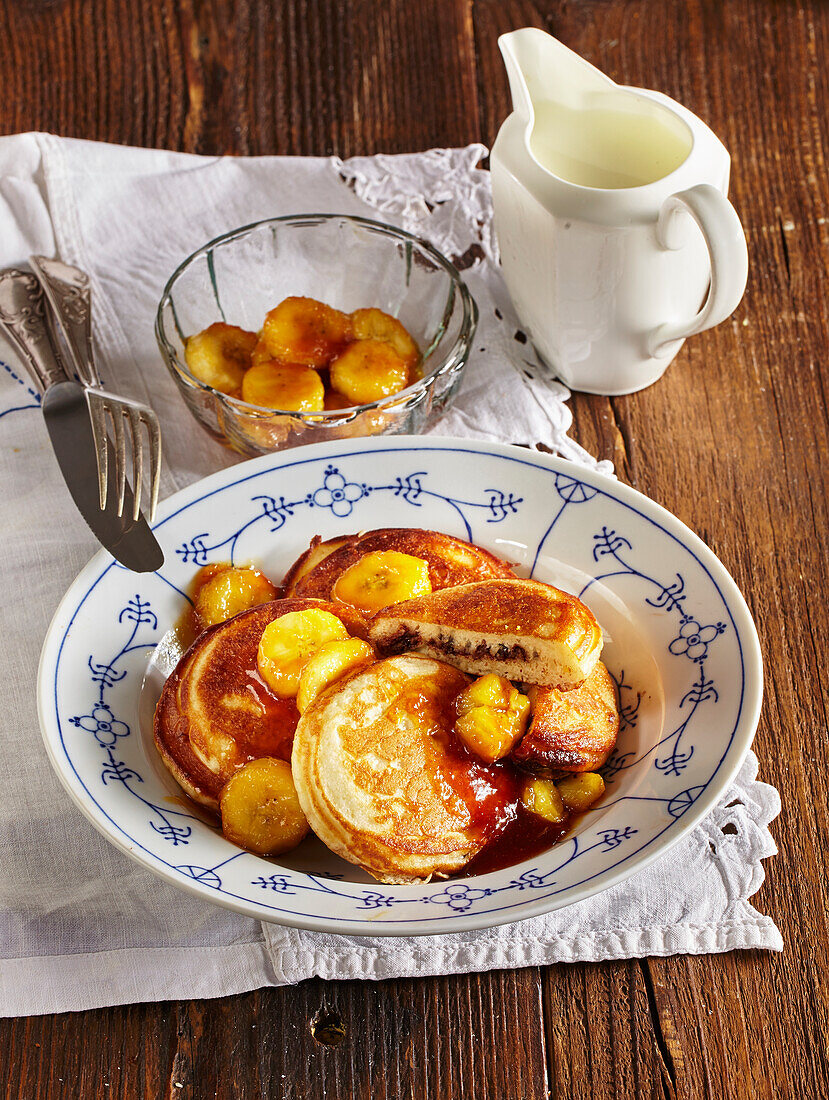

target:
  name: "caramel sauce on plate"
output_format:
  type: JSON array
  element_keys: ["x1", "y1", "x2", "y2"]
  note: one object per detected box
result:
[
  {"x1": 233, "y1": 669, "x2": 299, "y2": 764},
  {"x1": 403, "y1": 684, "x2": 575, "y2": 875},
  {"x1": 463, "y1": 805, "x2": 571, "y2": 876}
]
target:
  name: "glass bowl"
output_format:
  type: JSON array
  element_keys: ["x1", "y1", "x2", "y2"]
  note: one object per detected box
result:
[{"x1": 155, "y1": 214, "x2": 478, "y2": 455}]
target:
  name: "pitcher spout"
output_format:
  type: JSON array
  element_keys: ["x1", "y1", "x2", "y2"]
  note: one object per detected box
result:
[
  {"x1": 498, "y1": 28, "x2": 697, "y2": 193},
  {"x1": 498, "y1": 28, "x2": 616, "y2": 129}
]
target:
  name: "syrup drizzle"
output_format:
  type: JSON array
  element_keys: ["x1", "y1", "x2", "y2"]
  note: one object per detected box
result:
[{"x1": 399, "y1": 684, "x2": 575, "y2": 875}]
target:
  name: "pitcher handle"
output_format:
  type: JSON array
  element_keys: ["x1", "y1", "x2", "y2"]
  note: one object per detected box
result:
[{"x1": 648, "y1": 184, "x2": 748, "y2": 357}]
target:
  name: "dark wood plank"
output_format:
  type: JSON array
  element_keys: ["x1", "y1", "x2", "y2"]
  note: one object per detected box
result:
[
  {"x1": 539, "y1": 959, "x2": 678, "y2": 1099},
  {"x1": 0, "y1": 0, "x2": 481, "y2": 156},
  {"x1": 1, "y1": 974, "x2": 551, "y2": 1099}
]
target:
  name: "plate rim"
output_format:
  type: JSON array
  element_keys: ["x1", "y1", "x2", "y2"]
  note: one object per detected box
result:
[{"x1": 37, "y1": 435, "x2": 764, "y2": 936}]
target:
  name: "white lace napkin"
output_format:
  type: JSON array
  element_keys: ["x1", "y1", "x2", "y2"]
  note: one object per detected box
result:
[{"x1": 0, "y1": 134, "x2": 781, "y2": 1017}]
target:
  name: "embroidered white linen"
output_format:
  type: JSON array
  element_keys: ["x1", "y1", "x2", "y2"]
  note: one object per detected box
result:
[{"x1": 0, "y1": 134, "x2": 781, "y2": 1017}]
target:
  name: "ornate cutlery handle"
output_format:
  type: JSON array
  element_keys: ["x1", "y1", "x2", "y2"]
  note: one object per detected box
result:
[
  {"x1": 29, "y1": 255, "x2": 99, "y2": 387},
  {"x1": 0, "y1": 269, "x2": 69, "y2": 392}
]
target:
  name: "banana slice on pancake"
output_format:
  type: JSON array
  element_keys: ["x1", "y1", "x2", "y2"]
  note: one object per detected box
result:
[{"x1": 292, "y1": 655, "x2": 516, "y2": 883}]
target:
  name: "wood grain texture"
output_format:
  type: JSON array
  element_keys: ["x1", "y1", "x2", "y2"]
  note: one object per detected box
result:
[
  {"x1": 0, "y1": 0, "x2": 481, "y2": 155},
  {"x1": 1, "y1": 0, "x2": 828, "y2": 1098}
]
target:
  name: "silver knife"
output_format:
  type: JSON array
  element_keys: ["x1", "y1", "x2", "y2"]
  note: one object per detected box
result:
[{"x1": 0, "y1": 269, "x2": 164, "y2": 572}]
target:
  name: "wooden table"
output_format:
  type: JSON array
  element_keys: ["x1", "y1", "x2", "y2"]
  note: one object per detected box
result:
[{"x1": 1, "y1": 2, "x2": 826, "y2": 1097}]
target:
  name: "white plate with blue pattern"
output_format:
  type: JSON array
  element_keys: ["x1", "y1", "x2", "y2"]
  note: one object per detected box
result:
[{"x1": 38, "y1": 437, "x2": 762, "y2": 936}]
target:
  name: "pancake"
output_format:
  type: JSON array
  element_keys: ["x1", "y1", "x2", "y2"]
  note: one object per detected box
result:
[
  {"x1": 512, "y1": 663, "x2": 620, "y2": 773},
  {"x1": 154, "y1": 598, "x2": 366, "y2": 814},
  {"x1": 291, "y1": 655, "x2": 517, "y2": 883},
  {"x1": 281, "y1": 534, "x2": 353, "y2": 593},
  {"x1": 285, "y1": 527, "x2": 515, "y2": 601},
  {"x1": 369, "y1": 579, "x2": 603, "y2": 688}
]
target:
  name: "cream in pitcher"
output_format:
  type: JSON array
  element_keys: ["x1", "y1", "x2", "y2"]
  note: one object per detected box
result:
[{"x1": 490, "y1": 29, "x2": 748, "y2": 394}]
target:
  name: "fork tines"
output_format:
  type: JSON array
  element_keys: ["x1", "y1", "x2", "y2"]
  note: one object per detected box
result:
[{"x1": 86, "y1": 389, "x2": 162, "y2": 523}]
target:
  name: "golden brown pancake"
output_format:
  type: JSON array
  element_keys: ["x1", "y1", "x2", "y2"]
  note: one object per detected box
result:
[
  {"x1": 291, "y1": 655, "x2": 517, "y2": 883},
  {"x1": 285, "y1": 527, "x2": 515, "y2": 600},
  {"x1": 154, "y1": 598, "x2": 367, "y2": 814},
  {"x1": 369, "y1": 579, "x2": 603, "y2": 689},
  {"x1": 512, "y1": 662, "x2": 620, "y2": 773},
  {"x1": 281, "y1": 535, "x2": 353, "y2": 594}
]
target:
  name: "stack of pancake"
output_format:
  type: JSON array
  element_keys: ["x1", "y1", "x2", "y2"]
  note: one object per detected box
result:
[{"x1": 154, "y1": 528, "x2": 620, "y2": 883}]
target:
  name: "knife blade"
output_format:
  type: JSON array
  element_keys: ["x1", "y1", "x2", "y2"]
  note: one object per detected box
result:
[
  {"x1": 42, "y1": 381, "x2": 164, "y2": 572},
  {"x1": 0, "y1": 269, "x2": 164, "y2": 572}
]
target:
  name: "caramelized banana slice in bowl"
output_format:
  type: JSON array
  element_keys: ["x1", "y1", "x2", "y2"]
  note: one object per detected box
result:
[
  {"x1": 350, "y1": 308, "x2": 421, "y2": 373},
  {"x1": 261, "y1": 297, "x2": 352, "y2": 367},
  {"x1": 241, "y1": 362, "x2": 325, "y2": 413},
  {"x1": 330, "y1": 340, "x2": 410, "y2": 404},
  {"x1": 184, "y1": 322, "x2": 257, "y2": 397}
]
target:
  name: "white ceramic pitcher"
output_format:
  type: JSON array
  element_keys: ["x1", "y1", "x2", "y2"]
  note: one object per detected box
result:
[{"x1": 490, "y1": 29, "x2": 749, "y2": 395}]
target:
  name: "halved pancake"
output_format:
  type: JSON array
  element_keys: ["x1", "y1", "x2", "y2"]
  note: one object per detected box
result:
[
  {"x1": 292, "y1": 655, "x2": 516, "y2": 883},
  {"x1": 285, "y1": 527, "x2": 515, "y2": 600},
  {"x1": 512, "y1": 663, "x2": 620, "y2": 773},
  {"x1": 154, "y1": 598, "x2": 366, "y2": 814},
  {"x1": 369, "y1": 579, "x2": 602, "y2": 688}
]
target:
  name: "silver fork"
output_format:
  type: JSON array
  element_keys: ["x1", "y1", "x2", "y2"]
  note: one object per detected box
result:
[{"x1": 29, "y1": 255, "x2": 162, "y2": 523}]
